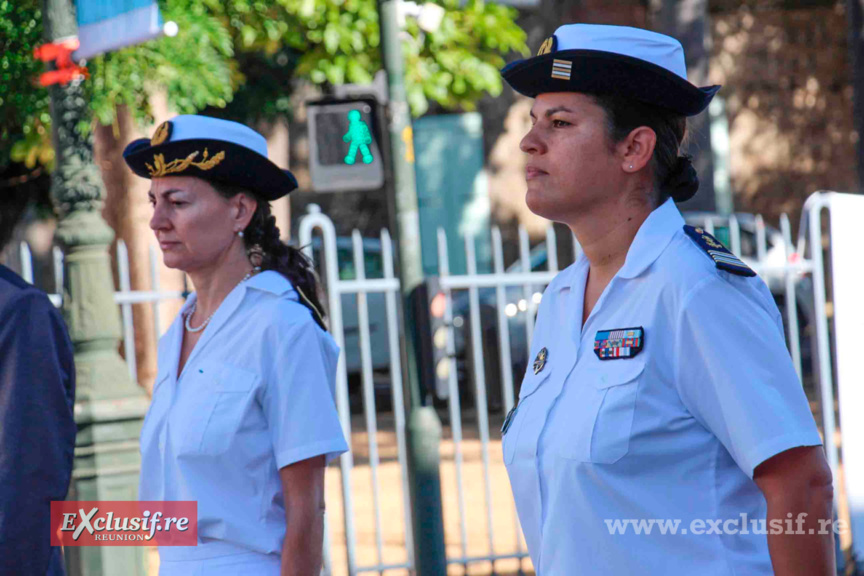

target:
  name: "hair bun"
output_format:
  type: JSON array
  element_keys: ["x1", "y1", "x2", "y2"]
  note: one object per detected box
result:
[{"x1": 666, "y1": 155, "x2": 699, "y2": 202}]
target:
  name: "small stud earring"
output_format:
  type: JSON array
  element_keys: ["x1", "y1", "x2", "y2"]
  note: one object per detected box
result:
[
  {"x1": 629, "y1": 165, "x2": 633, "y2": 170},
  {"x1": 237, "y1": 230, "x2": 244, "y2": 238}
]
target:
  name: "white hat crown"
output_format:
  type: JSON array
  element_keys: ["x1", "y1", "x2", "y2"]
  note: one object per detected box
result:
[
  {"x1": 552, "y1": 24, "x2": 688, "y2": 82},
  {"x1": 166, "y1": 115, "x2": 269, "y2": 158}
]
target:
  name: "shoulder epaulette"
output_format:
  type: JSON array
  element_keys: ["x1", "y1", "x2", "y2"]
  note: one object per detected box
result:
[{"x1": 683, "y1": 225, "x2": 756, "y2": 277}]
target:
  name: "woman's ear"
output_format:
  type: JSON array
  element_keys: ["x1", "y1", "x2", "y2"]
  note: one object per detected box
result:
[
  {"x1": 234, "y1": 193, "x2": 258, "y2": 231},
  {"x1": 619, "y1": 126, "x2": 657, "y2": 173}
]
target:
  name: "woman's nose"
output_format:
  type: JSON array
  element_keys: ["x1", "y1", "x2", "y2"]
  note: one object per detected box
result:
[
  {"x1": 520, "y1": 126, "x2": 546, "y2": 155},
  {"x1": 149, "y1": 203, "x2": 167, "y2": 232}
]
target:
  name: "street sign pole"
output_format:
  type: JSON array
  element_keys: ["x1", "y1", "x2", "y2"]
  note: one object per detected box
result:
[{"x1": 377, "y1": 0, "x2": 447, "y2": 573}]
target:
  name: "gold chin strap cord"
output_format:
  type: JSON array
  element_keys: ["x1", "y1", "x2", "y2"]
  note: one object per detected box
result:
[{"x1": 294, "y1": 285, "x2": 327, "y2": 330}]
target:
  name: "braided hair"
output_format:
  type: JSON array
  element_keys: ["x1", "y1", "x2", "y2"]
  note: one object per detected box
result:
[{"x1": 212, "y1": 181, "x2": 328, "y2": 331}]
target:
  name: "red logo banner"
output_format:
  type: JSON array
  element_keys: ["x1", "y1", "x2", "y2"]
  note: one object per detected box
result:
[{"x1": 50, "y1": 501, "x2": 197, "y2": 546}]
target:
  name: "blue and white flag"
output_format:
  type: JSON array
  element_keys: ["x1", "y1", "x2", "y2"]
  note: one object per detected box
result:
[{"x1": 75, "y1": 0, "x2": 163, "y2": 60}]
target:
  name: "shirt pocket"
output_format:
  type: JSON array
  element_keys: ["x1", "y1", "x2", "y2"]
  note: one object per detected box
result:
[
  {"x1": 178, "y1": 363, "x2": 259, "y2": 456},
  {"x1": 560, "y1": 358, "x2": 645, "y2": 464},
  {"x1": 503, "y1": 368, "x2": 551, "y2": 465}
]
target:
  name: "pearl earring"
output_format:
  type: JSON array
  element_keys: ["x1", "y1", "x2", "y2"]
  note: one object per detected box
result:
[{"x1": 629, "y1": 165, "x2": 633, "y2": 170}]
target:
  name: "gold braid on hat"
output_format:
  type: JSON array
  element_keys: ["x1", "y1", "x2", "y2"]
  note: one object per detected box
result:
[{"x1": 146, "y1": 149, "x2": 225, "y2": 178}]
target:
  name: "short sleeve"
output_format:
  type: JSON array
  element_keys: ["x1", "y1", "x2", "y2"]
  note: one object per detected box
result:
[
  {"x1": 262, "y1": 317, "x2": 348, "y2": 469},
  {"x1": 674, "y1": 276, "x2": 822, "y2": 478}
]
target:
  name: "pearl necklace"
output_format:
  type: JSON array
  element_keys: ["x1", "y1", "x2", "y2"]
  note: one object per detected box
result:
[{"x1": 184, "y1": 270, "x2": 255, "y2": 333}]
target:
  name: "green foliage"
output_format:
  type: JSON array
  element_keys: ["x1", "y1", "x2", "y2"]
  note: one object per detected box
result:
[
  {"x1": 290, "y1": 0, "x2": 528, "y2": 116},
  {"x1": 4, "y1": 0, "x2": 528, "y2": 170},
  {"x1": 86, "y1": 3, "x2": 238, "y2": 127},
  {"x1": 0, "y1": 0, "x2": 49, "y2": 172},
  {"x1": 402, "y1": 0, "x2": 529, "y2": 115}
]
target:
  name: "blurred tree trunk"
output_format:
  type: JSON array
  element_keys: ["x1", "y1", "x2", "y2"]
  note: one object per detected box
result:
[
  {"x1": 649, "y1": 0, "x2": 717, "y2": 212},
  {"x1": 848, "y1": 0, "x2": 864, "y2": 191},
  {"x1": 94, "y1": 96, "x2": 176, "y2": 393}
]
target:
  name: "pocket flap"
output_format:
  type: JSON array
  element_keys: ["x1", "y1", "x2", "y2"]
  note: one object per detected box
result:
[
  {"x1": 213, "y1": 363, "x2": 258, "y2": 392},
  {"x1": 518, "y1": 367, "x2": 552, "y2": 399},
  {"x1": 591, "y1": 359, "x2": 646, "y2": 389}
]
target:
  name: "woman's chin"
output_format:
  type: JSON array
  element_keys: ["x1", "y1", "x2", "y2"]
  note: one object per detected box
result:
[
  {"x1": 159, "y1": 253, "x2": 184, "y2": 270},
  {"x1": 525, "y1": 187, "x2": 556, "y2": 220}
]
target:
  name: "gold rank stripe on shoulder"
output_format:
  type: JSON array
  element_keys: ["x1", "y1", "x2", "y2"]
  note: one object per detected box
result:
[
  {"x1": 682, "y1": 225, "x2": 756, "y2": 277},
  {"x1": 708, "y1": 250, "x2": 747, "y2": 265},
  {"x1": 708, "y1": 250, "x2": 751, "y2": 269},
  {"x1": 551, "y1": 59, "x2": 572, "y2": 80}
]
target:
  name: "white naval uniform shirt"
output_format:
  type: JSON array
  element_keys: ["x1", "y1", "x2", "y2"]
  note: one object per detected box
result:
[
  {"x1": 503, "y1": 198, "x2": 823, "y2": 575},
  {"x1": 139, "y1": 271, "x2": 348, "y2": 564}
]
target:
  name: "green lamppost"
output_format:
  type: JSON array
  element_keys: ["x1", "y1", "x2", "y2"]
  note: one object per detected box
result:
[
  {"x1": 377, "y1": 0, "x2": 448, "y2": 574},
  {"x1": 42, "y1": 0, "x2": 149, "y2": 574}
]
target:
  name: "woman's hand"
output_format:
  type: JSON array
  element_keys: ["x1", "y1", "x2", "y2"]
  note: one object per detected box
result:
[
  {"x1": 754, "y1": 445, "x2": 835, "y2": 576},
  {"x1": 279, "y1": 455, "x2": 327, "y2": 576}
]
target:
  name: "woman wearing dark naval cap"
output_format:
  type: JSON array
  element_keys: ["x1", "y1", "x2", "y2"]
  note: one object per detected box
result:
[
  {"x1": 499, "y1": 24, "x2": 834, "y2": 575},
  {"x1": 124, "y1": 115, "x2": 348, "y2": 575}
]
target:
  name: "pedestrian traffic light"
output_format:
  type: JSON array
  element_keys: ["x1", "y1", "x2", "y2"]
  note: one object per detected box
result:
[
  {"x1": 411, "y1": 276, "x2": 452, "y2": 402},
  {"x1": 307, "y1": 96, "x2": 385, "y2": 192}
]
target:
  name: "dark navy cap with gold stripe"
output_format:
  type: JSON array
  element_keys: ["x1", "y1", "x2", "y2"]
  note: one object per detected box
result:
[{"x1": 501, "y1": 24, "x2": 720, "y2": 117}]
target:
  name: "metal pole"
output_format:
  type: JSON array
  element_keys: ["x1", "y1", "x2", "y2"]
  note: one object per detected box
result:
[
  {"x1": 377, "y1": 1, "x2": 447, "y2": 573},
  {"x1": 42, "y1": 1, "x2": 149, "y2": 574}
]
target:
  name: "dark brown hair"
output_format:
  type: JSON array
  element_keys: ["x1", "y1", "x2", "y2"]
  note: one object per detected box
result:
[
  {"x1": 589, "y1": 93, "x2": 698, "y2": 205},
  {"x1": 212, "y1": 181, "x2": 328, "y2": 331}
]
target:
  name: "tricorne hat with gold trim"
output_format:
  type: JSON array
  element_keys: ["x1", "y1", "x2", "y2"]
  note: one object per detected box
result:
[
  {"x1": 501, "y1": 24, "x2": 720, "y2": 117},
  {"x1": 123, "y1": 115, "x2": 298, "y2": 200}
]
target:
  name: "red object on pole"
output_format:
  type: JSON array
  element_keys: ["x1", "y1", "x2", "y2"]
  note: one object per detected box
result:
[{"x1": 33, "y1": 37, "x2": 89, "y2": 86}]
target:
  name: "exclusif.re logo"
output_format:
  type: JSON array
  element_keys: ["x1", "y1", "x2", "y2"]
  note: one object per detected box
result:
[{"x1": 50, "y1": 501, "x2": 198, "y2": 547}]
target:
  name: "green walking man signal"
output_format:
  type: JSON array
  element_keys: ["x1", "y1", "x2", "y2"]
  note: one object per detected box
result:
[
  {"x1": 343, "y1": 110, "x2": 374, "y2": 165},
  {"x1": 306, "y1": 97, "x2": 383, "y2": 192}
]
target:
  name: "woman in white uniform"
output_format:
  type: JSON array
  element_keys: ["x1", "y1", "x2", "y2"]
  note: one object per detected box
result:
[
  {"x1": 500, "y1": 24, "x2": 835, "y2": 575},
  {"x1": 123, "y1": 115, "x2": 349, "y2": 575}
]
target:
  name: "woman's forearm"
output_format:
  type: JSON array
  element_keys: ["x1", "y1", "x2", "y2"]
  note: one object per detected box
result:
[
  {"x1": 281, "y1": 506, "x2": 325, "y2": 576},
  {"x1": 765, "y1": 494, "x2": 835, "y2": 575}
]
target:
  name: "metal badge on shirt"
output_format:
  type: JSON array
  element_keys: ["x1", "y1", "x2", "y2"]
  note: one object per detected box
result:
[
  {"x1": 502, "y1": 346, "x2": 549, "y2": 435},
  {"x1": 594, "y1": 327, "x2": 644, "y2": 360}
]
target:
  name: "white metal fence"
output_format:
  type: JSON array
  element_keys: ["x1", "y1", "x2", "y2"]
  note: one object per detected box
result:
[{"x1": 9, "y1": 192, "x2": 853, "y2": 574}]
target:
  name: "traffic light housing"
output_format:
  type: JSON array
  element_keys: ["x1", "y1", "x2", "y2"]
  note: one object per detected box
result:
[
  {"x1": 411, "y1": 276, "x2": 452, "y2": 402},
  {"x1": 306, "y1": 96, "x2": 385, "y2": 193}
]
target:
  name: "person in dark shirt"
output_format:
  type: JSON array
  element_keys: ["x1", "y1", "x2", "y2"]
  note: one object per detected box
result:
[{"x1": 0, "y1": 189, "x2": 76, "y2": 575}]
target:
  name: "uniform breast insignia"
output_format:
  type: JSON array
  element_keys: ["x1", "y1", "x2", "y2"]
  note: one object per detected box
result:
[
  {"x1": 533, "y1": 347, "x2": 548, "y2": 375},
  {"x1": 683, "y1": 225, "x2": 756, "y2": 277},
  {"x1": 504, "y1": 347, "x2": 548, "y2": 435},
  {"x1": 594, "y1": 327, "x2": 644, "y2": 360},
  {"x1": 501, "y1": 405, "x2": 518, "y2": 435}
]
